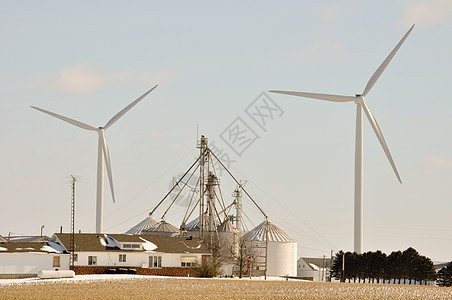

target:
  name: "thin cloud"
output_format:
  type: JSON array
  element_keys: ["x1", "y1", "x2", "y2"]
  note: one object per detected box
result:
[
  {"x1": 322, "y1": 6, "x2": 339, "y2": 21},
  {"x1": 409, "y1": 155, "x2": 452, "y2": 175},
  {"x1": 292, "y1": 40, "x2": 346, "y2": 57},
  {"x1": 27, "y1": 64, "x2": 176, "y2": 94},
  {"x1": 138, "y1": 69, "x2": 176, "y2": 86},
  {"x1": 400, "y1": 0, "x2": 452, "y2": 27}
]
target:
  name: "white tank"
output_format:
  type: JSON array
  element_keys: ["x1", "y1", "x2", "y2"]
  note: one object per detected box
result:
[
  {"x1": 243, "y1": 220, "x2": 297, "y2": 277},
  {"x1": 38, "y1": 270, "x2": 75, "y2": 279}
]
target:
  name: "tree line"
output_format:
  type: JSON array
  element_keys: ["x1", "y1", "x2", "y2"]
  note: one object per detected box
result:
[{"x1": 331, "y1": 247, "x2": 436, "y2": 285}]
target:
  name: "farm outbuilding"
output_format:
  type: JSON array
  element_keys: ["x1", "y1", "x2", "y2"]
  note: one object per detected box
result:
[
  {"x1": 0, "y1": 240, "x2": 69, "y2": 279},
  {"x1": 297, "y1": 257, "x2": 332, "y2": 281}
]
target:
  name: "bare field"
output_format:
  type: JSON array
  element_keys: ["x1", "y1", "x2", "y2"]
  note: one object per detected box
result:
[{"x1": 1, "y1": 277, "x2": 452, "y2": 300}]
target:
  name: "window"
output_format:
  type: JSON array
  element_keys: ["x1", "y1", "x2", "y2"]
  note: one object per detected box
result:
[
  {"x1": 88, "y1": 256, "x2": 97, "y2": 266},
  {"x1": 53, "y1": 256, "x2": 60, "y2": 267},
  {"x1": 73, "y1": 254, "x2": 78, "y2": 262},
  {"x1": 119, "y1": 254, "x2": 126, "y2": 263},
  {"x1": 149, "y1": 256, "x2": 162, "y2": 268},
  {"x1": 123, "y1": 243, "x2": 141, "y2": 249},
  {"x1": 180, "y1": 256, "x2": 197, "y2": 267}
]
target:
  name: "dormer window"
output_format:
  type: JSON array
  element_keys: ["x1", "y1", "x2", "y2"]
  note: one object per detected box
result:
[{"x1": 122, "y1": 243, "x2": 141, "y2": 250}]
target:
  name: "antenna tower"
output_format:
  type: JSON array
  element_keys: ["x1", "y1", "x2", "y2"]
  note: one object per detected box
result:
[{"x1": 70, "y1": 175, "x2": 77, "y2": 269}]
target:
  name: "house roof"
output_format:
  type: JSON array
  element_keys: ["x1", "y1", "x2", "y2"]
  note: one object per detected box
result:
[
  {"x1": 0, "y1": 235, "x2": 7, "y2": 243},
  {"x1": 53, "y1": 234, "x2": 119, "y2": 252},
  {"x1": 298, "y1": 257, "x2": 332, "y2": 270},
  {"x1": 5, "y1": 235, "x2": 50, "y2": 242},
  {"x1": 53, "y1": 233, "x2": 210, "y2": 254},
  {"x1": 0, "y1": 241, "x2": 64, "y2": 254}
]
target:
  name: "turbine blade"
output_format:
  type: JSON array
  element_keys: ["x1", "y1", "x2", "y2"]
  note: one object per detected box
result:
[
  {"x1": 362, "y1": 24, "x2": 414, "y2": 97},
  {"x1": 361, "y1": 101, "x2": 402, "y2": 183},
  {"x1": 30, "y1": 106, "x2": 97, "y2": 131},
  {"x1": 100, "y1": 133, "x2": 116, "y2": 203},
  {"x1": 103, "y1": 85, "x2": 158, "y2": 130},
  {"x1": 269, "y1": 90, "x2": 355, "y2": 102}
]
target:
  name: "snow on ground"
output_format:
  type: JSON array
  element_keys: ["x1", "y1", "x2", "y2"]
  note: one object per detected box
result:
[{"x1": 0, "y1": 274, "x2": 306, "y2": 285}]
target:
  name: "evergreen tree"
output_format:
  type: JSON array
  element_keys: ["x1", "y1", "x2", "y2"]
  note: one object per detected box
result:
[
  {"x1": 386, "y1": 250, "x2": 403, "y2": 284},
  {"x1": 437, "y1": 262, "x2": 452, "y2": 287},
  {"x1": 372, "y1": 250, "x2": 386, "y2": 283},
  {"x1": 402, "y1": 247, "x2": 419, "y2": 284},
  {"x1": 348, "y1": 252, "x2": 361, "y2": 283},
  {"x1": 414, "y1": 255, "x2": 435, "y2": 285},
  {"x1": 331, "y1": 251, "x2": 344, "y2": 281}
]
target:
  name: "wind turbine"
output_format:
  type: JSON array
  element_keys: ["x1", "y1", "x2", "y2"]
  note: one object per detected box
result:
[
  {"x1": 270, "y1": 25, "x2": 414, "y2": 254},
  {"x1": 31, "y1": 85, "x2": 158, "y2": 233}
]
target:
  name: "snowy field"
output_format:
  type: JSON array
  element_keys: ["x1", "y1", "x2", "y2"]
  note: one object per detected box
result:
[{"x1": 1, "y1": 275, "x2": 452, "y2": 299}]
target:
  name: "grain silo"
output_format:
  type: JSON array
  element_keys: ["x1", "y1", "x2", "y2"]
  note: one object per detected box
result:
[
  {"x1": 243, "y1": 220, "x2": 297, "y2": 277},
  {"x1": 217, "y1": 219, "x2": 239, "y2": 276},
  {"x1": 125, "y1": 213, "x2": 158, "y2": 234},
  {"x1": 217, "y1": 219, "x2": 238, "y2": 249}
]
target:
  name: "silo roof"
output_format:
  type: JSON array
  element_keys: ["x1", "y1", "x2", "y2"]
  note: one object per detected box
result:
[
  {"x1": 125, "y1": 213, "x2": 159, "y2": 234},
  {"x1": 185, "y1": 214, "x2": 218, "y2": 231},
  {"x1": 144, "y1": 220, "x2": 178, "y2": 233},
  {"x1": 217, "y1": 219, "x2": 238, "y2": 232},
  {"x1": 185, "y1": 217, "x2": 200, "y2": 231},
  {"x1": 243, "y1": 220, "x2": 296, "y2": 243}
]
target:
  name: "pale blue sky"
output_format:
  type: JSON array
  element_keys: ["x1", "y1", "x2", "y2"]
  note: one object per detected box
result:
[{"x1": 1, "y1": 1, "x2": 451, "y2": 261}]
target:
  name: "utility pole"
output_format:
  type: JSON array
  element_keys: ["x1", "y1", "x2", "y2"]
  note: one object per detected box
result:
[
  {"x1": 341, "y1": 252, "x2": 345, "y2": 283},
  {"x1": 70, "y1": 175, "x2": 77, "y2": 269},
  {"x1": 330, "y1": 250, "x2": 333, "y2": 282}
]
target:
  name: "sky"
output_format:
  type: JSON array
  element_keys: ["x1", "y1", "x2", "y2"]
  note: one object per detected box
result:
[{"x1": 1, "y1": 1, "x2": 451, "y2": 262}]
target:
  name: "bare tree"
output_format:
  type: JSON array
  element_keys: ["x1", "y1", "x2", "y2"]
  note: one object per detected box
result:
[{"x1": 227, "y1": 236, "x2": 256, "y2": 278}]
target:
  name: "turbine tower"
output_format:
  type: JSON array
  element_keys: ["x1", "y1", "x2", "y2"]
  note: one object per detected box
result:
[
  {"x1": 270, "y1": 25, "x2": 414, "y2": 254},
  {"x1": 32, "y1": 85, "x2": 158, "y2": 233}
]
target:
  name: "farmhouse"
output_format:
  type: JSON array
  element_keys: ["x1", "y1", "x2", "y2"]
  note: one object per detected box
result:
[
  {"x1": 297, "y1": 257, "x2": 332, "y2": 281},
  {"x1": 0, "y1": 236, "x2": 69, "y2": 279},
  {"x1": 51, "y1": 233, "x2": 210, "y2": 276}
]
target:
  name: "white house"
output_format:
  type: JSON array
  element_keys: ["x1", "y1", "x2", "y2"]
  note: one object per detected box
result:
[
  {"x1": 51, "y1": 233, "x2": 210, "y2": 276},
  {"x1": 0, "y1": 239, "x2": 69, "y2": 279},
  {"x1": 297, "y1": 257, "x2": 332, "y2": 281}
]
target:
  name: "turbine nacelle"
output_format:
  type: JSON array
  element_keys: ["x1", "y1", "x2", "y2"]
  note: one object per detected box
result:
[{"x1": 354, "y1": 95, "x2": 364, "y2": 104}]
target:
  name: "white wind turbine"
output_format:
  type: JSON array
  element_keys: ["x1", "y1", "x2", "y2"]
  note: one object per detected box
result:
[
  {"x1": 270, "y1": 25, "x2": 414, "y2": 254},
  {"x1": 31, "y1": 85, "x2": 158, "y2": 233}
]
